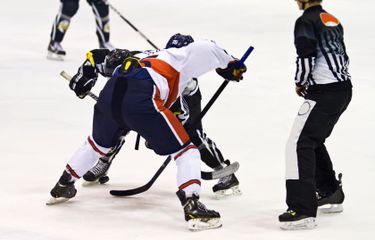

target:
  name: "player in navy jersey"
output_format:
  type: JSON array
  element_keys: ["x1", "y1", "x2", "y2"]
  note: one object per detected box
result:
[{"x1": 279, "y1": 0, "x2": 352, "y2": 230}]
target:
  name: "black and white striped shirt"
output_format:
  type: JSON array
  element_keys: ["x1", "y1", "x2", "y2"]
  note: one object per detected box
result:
[{"x1": 294, "y1": 5, "x2": 352, "y2": 91}]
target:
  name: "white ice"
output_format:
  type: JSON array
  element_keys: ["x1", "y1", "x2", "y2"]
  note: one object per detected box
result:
[{"x1": 0, "y1": 0, "x2": 374, "y2": 239}]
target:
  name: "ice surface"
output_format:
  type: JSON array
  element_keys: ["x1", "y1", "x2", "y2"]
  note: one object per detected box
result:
[{"x1": 0, "y1": 0, "x2": 374, "y2": 239}]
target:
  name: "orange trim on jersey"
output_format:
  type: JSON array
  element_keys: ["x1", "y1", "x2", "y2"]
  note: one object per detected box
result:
[
  {"x1": 153, "y1": 87, "x2": 190, "y2": 145},
  {"x1": 141, "y1": 58, "x2": 180, "y2": 108},
  {"x1": 66, "y1": 164, "x2": 80, "y2": 179},
  {"x1": 179, "y1": 179, "x2": 201, "y2": 190},
  {"x1": 174, "y1": 144, "x2": 198, "y2": 160},
  {"x1": 320, "y1": 13, "x2": 340, "y2": 27},
  {"x1": 87, "y1": 136, "x2": 105, "y2": 156}
]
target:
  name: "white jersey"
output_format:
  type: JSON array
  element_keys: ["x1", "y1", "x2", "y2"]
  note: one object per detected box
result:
[{"x1": 140, "y1": 40, "x2": 233, "y2": 107}]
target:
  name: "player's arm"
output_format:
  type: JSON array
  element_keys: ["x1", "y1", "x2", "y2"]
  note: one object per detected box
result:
[
  {"x1": 294, "y1": 17, "x2": 317, "y2": 96},
  {"x1": 180, "y1": 40, "x2": 247, "y2": 81},
  {"x1": 69, "y1": 48, "x2": 134, "y2": 98}
]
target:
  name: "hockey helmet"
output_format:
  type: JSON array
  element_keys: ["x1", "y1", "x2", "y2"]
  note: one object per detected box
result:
[{"x1": 165, "y1": 33, "x2": 194, "y2": 49}]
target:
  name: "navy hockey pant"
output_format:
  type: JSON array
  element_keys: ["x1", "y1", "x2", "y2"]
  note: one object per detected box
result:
[
  {"x1": 50, "y1": 0, "x2": 109, "y2": 43},
  {"x1": 285, "y1": 89, "x2": 352, "y2": 217},
  {"x1": 92, "y1": 68, "x2": 191, "y2": 155}
]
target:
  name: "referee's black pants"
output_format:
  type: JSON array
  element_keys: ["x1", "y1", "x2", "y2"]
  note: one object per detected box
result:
[{"x1": 285, "y1": 88, "x2": 352, "y2": 217}]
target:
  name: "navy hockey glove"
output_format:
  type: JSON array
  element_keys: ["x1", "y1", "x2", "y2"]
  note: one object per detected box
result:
[
  {"x1": 69, "y1": 64, "x2": 98, "y2": 99},
  {"x1": 216, "y1": 60, "x2": 247, "y2": 82}
]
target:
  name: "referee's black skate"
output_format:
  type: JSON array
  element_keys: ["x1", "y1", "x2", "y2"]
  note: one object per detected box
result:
[
  {"x1": 176, "y1": 190, "x2": 222, "y2": 231},
  {"x1": 317, "y1": 173, "x2": 345, "y2": 213},
  {"x1": 47, "y1": 171, "x2": 77, "y2": 205},
  {"x1": 82, "y1": 158, "x2": 111, "y2": 185},
  {"x1": 279, "y1": 210, "x2": 317, "y2": 230},
  {"x1": 212, "y1": 173, "x2": 241, "y2": 199},
  {"x1": 47, "y1": 40, "x2": 66, "y2": 61}
]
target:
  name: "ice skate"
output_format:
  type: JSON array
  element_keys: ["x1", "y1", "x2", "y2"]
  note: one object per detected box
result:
[
  {"x1": 82, "y1": 158, "x2": 111, "y2": 186},
  {"x1": 47, "y1": 171, "x2": 77, "y2": 205},
  {"x1": 279, "y1": 210, "x2": 317, "y2": 230},
  {"x1": 47, "y1": 40, "x2": 66, "y2": 61},
  {"x1": 212, "y1": 173, "x2": 241, "y2": 199},
  {"x1": 317, "y1": 173, "x2": 345, "y2": 213},
  {"x1": 177, "y1": 190, "x2": 222, "y2": 231}
]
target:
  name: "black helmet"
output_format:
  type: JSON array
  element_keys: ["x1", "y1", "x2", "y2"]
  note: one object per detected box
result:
[{"x1": 165, "y1": 33, "x2": 194, "y2": 49}]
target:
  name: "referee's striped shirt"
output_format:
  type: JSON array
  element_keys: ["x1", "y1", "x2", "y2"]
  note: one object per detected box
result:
[{"x1": 294, "y1": 5, "x2": 352, "y2": 91}]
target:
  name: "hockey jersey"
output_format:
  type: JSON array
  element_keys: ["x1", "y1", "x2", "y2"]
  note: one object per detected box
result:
[
  {"x1": 140, "y1": 40, "x2": 233, "y2": 107},
  {"x1": 294, "y1": 5, "x2": 352, "y2": 91}
]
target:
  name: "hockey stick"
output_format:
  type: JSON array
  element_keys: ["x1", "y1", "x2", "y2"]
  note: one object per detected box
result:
[
  {"x1": 109, "y1": 46, "x2": 255, "y2": 197},
  {"x1": 60, "y1": 71, "x2": 99, "y2": 101},
  {"x1": 106, "y1": 2, "x2": 159, "y2": 50}
]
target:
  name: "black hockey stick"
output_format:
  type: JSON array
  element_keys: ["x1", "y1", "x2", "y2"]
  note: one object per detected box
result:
[
  {"x1": 109, "y1": 46, "x2": 255, "y2": 197},
  {"x1": 106, "y1": 2, "x2": 159, "y2": 50}
]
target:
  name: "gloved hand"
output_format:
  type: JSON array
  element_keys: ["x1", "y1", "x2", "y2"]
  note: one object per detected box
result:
[
  {"x1": 295, "y1": 85, "x2": 307, "y2": 97},
  {"x1": 104, "y1": 49, "x2": 133, "y2": 76},
  {"x1": 216, "y1": 60, "x2": 247, "y2": 81},
  {"x1": 69, "y1": 64, "x2": 98, "y2": 99}
]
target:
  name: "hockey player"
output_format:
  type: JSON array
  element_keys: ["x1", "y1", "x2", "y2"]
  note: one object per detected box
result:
[
  {"x1": 47, "y1": 0, "x2": 114, "y2": 61},
  {"x1": 279, "y1": 0, "x2": 352, "y2": 230},
  {"x1": 48, "y1": 37, "x2": 247, "y2": 231},
  {"x1": 81, "y1": 34, "x2": 241, "y2": 198}
]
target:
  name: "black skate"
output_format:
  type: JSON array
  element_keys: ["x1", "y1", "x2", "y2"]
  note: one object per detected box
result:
[
  {"x1": 82, "y1": 158, "x2": 111, "y2": 185},
  {"x1": 212, "y1": 173, "x2": 241, "y2": 199},
  {"x1": 177, "y1": 190, "x2": 222, "y2": 231},
  {"x1": 317, "y1": 173, "x2": 345, "y2": 213},
  {"x1": 47, "y1": 171, "x2": 77, "y2": 205},
  {"x1": 279, "y1": 210, "x2": 317, "y2": 230},
  {"x1": 47, "y1": 40, "x2": 66, "y2": 61}
]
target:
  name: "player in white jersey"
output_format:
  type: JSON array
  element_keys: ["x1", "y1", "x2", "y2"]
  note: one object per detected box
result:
[{"x1": 47, "y1": 38, "x2": 247, "y2": 231}]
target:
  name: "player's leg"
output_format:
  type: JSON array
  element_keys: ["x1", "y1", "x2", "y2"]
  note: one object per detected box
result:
[
  {"x1": 315, "y1": 90, "x2": 352, "y2": 213},
  {"x1": 280, "y1": 90, "x2": 352, "y2": 229},
  {"x1": 47, "y1": 0, "x2": 79, "y2": 60},
  {"x1": 183, "y1": 88, "x2": 241, "y2": 198},
  {"x1": 87, "y1": 0, "x2": 113, "y2": 49},
  {"x1": 48, "y1": 80, "x2": 127, "y2": 204},
  {"x1": 121, "y1": 70, "x2": 221, "y2": 231}
]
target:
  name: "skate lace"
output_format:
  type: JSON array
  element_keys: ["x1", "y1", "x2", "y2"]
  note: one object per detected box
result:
[{"x1": 90, "y1": 160, "x2": 110, "y2": 176}]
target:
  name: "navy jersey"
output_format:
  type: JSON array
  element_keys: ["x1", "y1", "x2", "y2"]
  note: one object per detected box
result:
[{"x1": 294, "y1": 5, "x2": 352, "y2": 91}]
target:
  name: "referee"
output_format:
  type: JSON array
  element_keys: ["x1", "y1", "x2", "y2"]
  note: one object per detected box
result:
[{"x1": 279, "y1": 0, "x2": 352, "y2": 230}]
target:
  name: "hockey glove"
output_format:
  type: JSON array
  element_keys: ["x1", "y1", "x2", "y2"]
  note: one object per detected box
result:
[
  {"x1": 69, "y1": 64, "x2": 98, "y2": 99},
  {"x1": 216, "y1": 60, "x2": 247, "y2": 82},
  {"x1": 104, "y1": 49, "x2": 133, "y2": 76}
]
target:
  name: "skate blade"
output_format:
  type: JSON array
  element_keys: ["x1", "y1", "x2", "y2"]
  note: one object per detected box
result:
[
  {"x1": 280, "y1": 217, "x2": 317, "y2": 230},
  {"x1": 46, "y1": 197, "x2": 70, "y2": 205},
  {"x1": 188, "y1": 218, "x2": 222, "y2": 231},
  {"x1": 214, "y1": 185, "x2": 242, "y2": 200},
  {"x1": 47, "y1": 51, "x2": 64, "y2": 61},
  {"x1": 319, "y1": 204, "x2": 343, "y2": 214}
]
